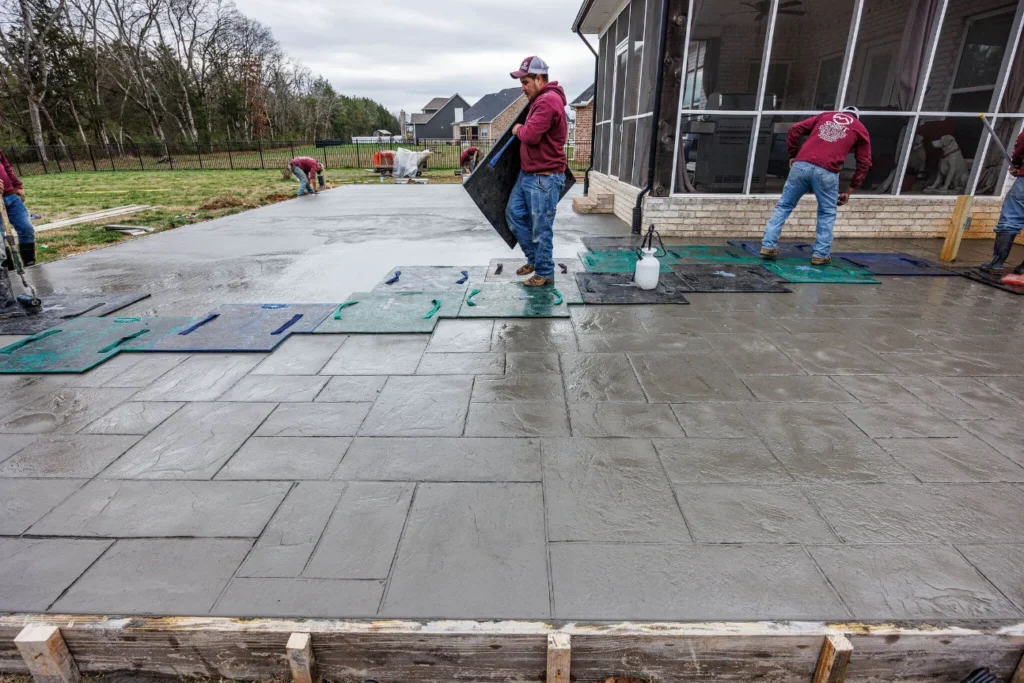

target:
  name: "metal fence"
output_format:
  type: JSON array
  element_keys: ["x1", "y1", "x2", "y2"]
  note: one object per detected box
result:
[{"x1": 2, "y1": 139, "x2": 593, "y2": 177}]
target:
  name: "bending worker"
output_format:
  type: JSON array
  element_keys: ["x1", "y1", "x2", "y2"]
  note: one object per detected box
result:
[
  {"x1": 0, "y1": 146, "x2": 36, "y2": 268},
  {"x1": 979, "y1": 127, "x2": 1024, "y2": 275},
  {"x1": 287, "y1": 156, "x2": 323, "y2": 197},
  {"x1": 759, "y1": 107, "x2": 872, "y2": 265},
  {"x1": 461, "y1": 146, "x2": 481, "y2": 175},
  {"x1": 505, "y1": 56, "x2": 568, "y2": 287}
]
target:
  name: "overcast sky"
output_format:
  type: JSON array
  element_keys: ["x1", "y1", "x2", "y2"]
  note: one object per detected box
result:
[{"x1": 233, "y1": 0, "x2": 596, "y2": 117}]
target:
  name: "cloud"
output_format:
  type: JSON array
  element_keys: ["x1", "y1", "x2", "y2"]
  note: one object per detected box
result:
[{"x1": 233, "y1": 0, "x2": 597, "y2": 115}]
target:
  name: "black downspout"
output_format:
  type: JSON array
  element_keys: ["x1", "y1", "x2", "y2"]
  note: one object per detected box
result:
[
  {"x1": 633, "y1": 0, "x2": 673, "y2": 234},
  {"x1": 575, "y1": 30, "x2": 599, "y2": 196}
]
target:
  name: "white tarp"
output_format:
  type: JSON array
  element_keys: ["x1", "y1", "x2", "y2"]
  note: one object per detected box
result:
[{"x1": 393, "y1": 148, "x2": 431, "y2": 178}]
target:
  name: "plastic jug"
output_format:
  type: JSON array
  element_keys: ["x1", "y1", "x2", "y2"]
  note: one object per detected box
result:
[{"x1": 635, "y1": 248, "x2": 660, "y2": 290}]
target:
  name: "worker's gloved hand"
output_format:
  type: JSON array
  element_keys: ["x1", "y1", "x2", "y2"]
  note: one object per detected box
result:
[
  {"x1": 837, "y1": 192, "x2": 850, "y2": 206},
  {"x1": 1010, "y1": 166, "x2": 1020, "y2": 177}
]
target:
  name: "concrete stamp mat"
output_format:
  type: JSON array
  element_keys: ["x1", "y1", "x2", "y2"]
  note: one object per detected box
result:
[
  {"x1": 0, "y1": 316, "x2": 195, "y2": 374},
  {"x1": 314, "y1": 291, "x2": 461, "y2": 334},
  {"x1": 835, "y1": 252, "x2": 959, "y2": 276},
  {"x1": 372, "y1": 266, "x2": 486, "y2": 292},
  {"x1": 0, "y1": 292, "x2": 151, "y2": 336},
  {"x1": 131, "y1": 303, "x2": 336, "y2": 352},
  {"x1": 458, "y1": 283, "x2": 573, "y2": 318},
  {"x1": 575, "y1": 272, "x2": 692, "y2": 304},
  {"x1": 669, "y1": 264, "x2": 792, "y2": 293},
  {"x1": 485, "y1": 258, "x2": 584, "y2": 282}
]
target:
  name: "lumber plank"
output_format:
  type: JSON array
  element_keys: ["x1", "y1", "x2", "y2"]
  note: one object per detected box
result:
[
  {"x1": 813, "y1": 634, "x2": 852, "y2": 683},
  {"x1": 1010, "y1": 652, "x2": 1024, "y2": 683},
  {"x1": 286, "y1": 632, "x2": 317, "y2": 683},
  {"x1": 1, "y1": 617, "x2": 1023, "y2": 682},
  {"x1": 547, "y1": 633, "x2": 570, "y2": 683},
  {"x1": 14, "y1": 625, "x2": 81, "y2": 683},
  {"x1": 940, "y1": 195, "x2": 973, "y2": 262}
]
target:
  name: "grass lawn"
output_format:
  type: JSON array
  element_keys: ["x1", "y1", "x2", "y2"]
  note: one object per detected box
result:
[{"x1": 19, "y1": 168, "x2": 463, "y2": 264}]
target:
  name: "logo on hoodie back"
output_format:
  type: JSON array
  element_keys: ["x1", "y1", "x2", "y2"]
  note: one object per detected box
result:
[{"x1": 818, "y1": 113, "x2": 853, "y2": 143}]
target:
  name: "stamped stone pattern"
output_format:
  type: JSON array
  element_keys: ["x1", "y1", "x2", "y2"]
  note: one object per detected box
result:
[{"x1": 2, "y1": 223, "x2": 1024, "y2": 623}]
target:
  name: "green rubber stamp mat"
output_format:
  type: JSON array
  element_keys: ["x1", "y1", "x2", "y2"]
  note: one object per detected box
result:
[
  {"x1": 458, "y1": 283, "x2": 572, "y2": 318},
  {"x1": 373, "y1": 266, "x2": 486, "y2": 292},
  {"x1": 761, "y1": 259, "x2": 881, "y2": 284},
  {"x1": 485, "y1": 258, "x2": 585, "y2": 282},
  {"x1": 579, "y1": 250, "x2": 678, "y2": 273},
  {"x1": 0, "y1": 316, "x2": 196, "y2": 374},
  {"x1": 314, "y1": 291, "x2": 462, "y2": 334},
  {"x1": 665, "y1": 246, "x2": 762, "y2": 264}
]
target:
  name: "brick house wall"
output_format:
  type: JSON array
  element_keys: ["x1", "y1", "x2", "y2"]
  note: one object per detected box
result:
[
  {"x1": 589, "y1": 171, "x2": 1018, "y2": 242},
  {"x1": 489, "y1": 95, "x2": 529, "y2": 142},
  {"x1": 574, "y1": 103, "x2": 594, "y2": 164}
]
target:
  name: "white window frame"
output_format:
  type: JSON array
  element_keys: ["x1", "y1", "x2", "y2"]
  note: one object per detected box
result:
[{"x1": 944, "y1": 7, "x2": 1018, "y2": 112}]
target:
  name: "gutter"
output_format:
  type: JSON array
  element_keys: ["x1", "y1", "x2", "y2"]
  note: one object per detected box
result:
[
  {"x1": 632, "y1": 0, "x2": 673, "y2": 234},
  {"x1": 575, "y1": 31, "x2": 599, "y2": 196}
]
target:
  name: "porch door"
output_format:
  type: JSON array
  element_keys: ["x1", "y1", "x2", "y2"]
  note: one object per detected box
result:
[{"x1": 609, "y1": 41, "x2": 629, "y2": 177}]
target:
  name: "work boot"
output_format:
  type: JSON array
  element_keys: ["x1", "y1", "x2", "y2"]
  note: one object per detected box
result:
[
  {"x1": 1014, "y1": 261, "x2": 1024, "y2": 276},
  {"x1": 811, "y1": 256, "x2": 832, "y2": 266},
  {"x1": 516, "y1": 264, "x2": 535, "y2": 276},
  {"x1": 18, "y1": 243, "x2": 35, "y2": 268},
  {"x1": 979, "y1": 233, "x2": 1016, "y2": 274},
  {"x1": 523, "y1": 274, "x2": 552, "y2": 287},
  {"x1": 759, "y1": 248, "x2": 778, "y2": 260}
]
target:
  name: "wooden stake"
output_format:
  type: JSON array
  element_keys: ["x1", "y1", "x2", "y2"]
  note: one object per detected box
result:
[
  {"x1": 940, "y1": 195, "x2": 974, "y2": 262},
  {"x1": 1010, "y1": 652, "x2": 1024, "y2": 683},
  {"x1": 546, "y1": 633, "x2": 570, "y2": 683},
  {"x1": 812, "y1": 634, "x2": 853, "y2": 683},
  {"x1": 14, "y1": 624, "x2": 81, "y2": 683},
  {"x1": 287, "y1": 632, "x2": 318, "y2": 683}
]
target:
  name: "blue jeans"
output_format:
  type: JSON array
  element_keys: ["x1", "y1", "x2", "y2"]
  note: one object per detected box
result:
[
  {"x1": 292, "y1": 167, "x2": 313, "y2": 196},
  {"x1": 994, "y1": 176, "x2": 1024, "y2": 236},
  {"x1": 506, "y1": 171, "x2": 564, "y2": 278},
  {"x1": 3, "y1": 194, "x2": 34, "y2": 244},
  {"x1": 761, "y1": 161, "x2": 839, "y2": 258}
]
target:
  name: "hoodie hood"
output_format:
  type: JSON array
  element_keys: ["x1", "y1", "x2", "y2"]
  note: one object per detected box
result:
[{"x1": 538, "y1": 81, "x2": 567, "y2": 105}]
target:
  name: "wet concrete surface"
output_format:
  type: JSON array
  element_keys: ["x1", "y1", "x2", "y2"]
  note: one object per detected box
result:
[
  {"x1": 2, "y1": 186, "x2": 1024, "y2": 621},
  {"x1": 23, "y1": 185, "x2": 625, "y2": 316}
]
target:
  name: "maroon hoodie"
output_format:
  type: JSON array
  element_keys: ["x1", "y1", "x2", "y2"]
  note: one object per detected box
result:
[
  {"x1": 788, "y1": 112, "x2": 872, "y2": 189},
  {"x1": 0, "y1": 149, "x2": 23, "y2": 196},
  {"x1": 1011, "y1": 129, "x2": 1024, "y2": 168},
  {"x1": 515, "y1": 82, "x2": 567, "y2": 175}
]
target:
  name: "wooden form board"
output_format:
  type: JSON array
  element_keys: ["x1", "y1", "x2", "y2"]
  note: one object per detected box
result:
[
  {"x1": 940, "y1": 195, "x2": 974, "y2": 262},
  {"x1": 2, "y1": 617, "x2": 1024, "y2": 682}
]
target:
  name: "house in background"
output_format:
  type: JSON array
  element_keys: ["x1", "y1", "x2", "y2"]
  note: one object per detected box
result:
[
  {"x1": 451, "y1": 87, "x2": 528, "y2": 142},
  {"x1": 570, "y1": 84, "x2": 595, "y2": 164},
  {"x1": 575, "y1": 0, "x2": 1024, "y2": 239},
  {"x1": 411, "y1": 95, "x2": 471, "y2": 142}
]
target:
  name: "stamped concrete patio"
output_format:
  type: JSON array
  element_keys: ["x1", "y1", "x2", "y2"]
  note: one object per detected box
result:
[{"x1": 1, "y1": 184, "x2": 1024, "y2": 622}]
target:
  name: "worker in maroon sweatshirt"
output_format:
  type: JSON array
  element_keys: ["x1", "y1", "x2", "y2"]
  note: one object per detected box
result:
[
  {"x1": 505, "y1": 56, "x2": 568, "y2": 287},
  {"x1": 760, "y1": 108, "x2": 872, "y2": 265},
  {"x1": 287, "y1": 156, "x2": 323, "y2": 197},
  {"x1": 0, "y1": 147, "x2": 36, "y2": 269},
  {"x1": 979, "y1": 129, "x2": 1024, "y2": 275}
]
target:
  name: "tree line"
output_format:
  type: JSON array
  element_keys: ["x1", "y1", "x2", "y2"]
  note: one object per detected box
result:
[{"x1": 0, "y1": 0, "x2": 399, "y2": 158}]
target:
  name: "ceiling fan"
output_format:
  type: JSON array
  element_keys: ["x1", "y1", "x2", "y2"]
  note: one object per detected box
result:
[{"x1": 724, "y1": 0, "x2": 807, "y2": 21}]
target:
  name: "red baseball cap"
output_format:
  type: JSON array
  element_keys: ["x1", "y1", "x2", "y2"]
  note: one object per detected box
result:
[{"x1": 511, "y1": 56, "x2": 549, "y2": 79}]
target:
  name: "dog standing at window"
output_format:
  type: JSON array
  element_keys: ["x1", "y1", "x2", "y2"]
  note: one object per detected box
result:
[{"x1": 925, "y1": 134, "x2": 970, "y2": 193}]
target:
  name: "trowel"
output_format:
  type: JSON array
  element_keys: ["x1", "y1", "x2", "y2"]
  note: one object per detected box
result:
[{"x1": 0, "y1": 196, "x2": 41, "y2": 317}]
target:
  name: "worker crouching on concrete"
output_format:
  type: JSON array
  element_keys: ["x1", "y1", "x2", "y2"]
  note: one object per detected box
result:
[
  {"x1": 287, "y1": 157, "x2": 323, "y2": 197},
  {"x1": 0, "y1": 147, "x2": 36, "y2": 269},
  {"x1": 979, "y1": 129, "x2": 1024, "y2": 275},
  {"x1": 461, "y1": 146, "x2": 481, "y2": 176},
  {"x1": 759, "y1": 108, "x2": 872, "y2": 265},
  {"x1": 505, "y1": 56, "x2": 568, "y2": 287}
]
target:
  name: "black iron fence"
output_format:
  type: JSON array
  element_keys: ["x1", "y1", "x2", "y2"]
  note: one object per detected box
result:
[{"x1": 2, "y1": 139, "x2": 593, "y2": 177}]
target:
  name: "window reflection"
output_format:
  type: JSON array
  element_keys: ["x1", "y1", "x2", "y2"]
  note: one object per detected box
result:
[
  {"x1": 900, "y1": 117, "x2": 985, "y2": 194},
  {"x1": 675, "y1": 115, "x2": 756, "y2": 193},
  {"x1": 925, "y1": 7, "x2": 1016, "y2": 113}
]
